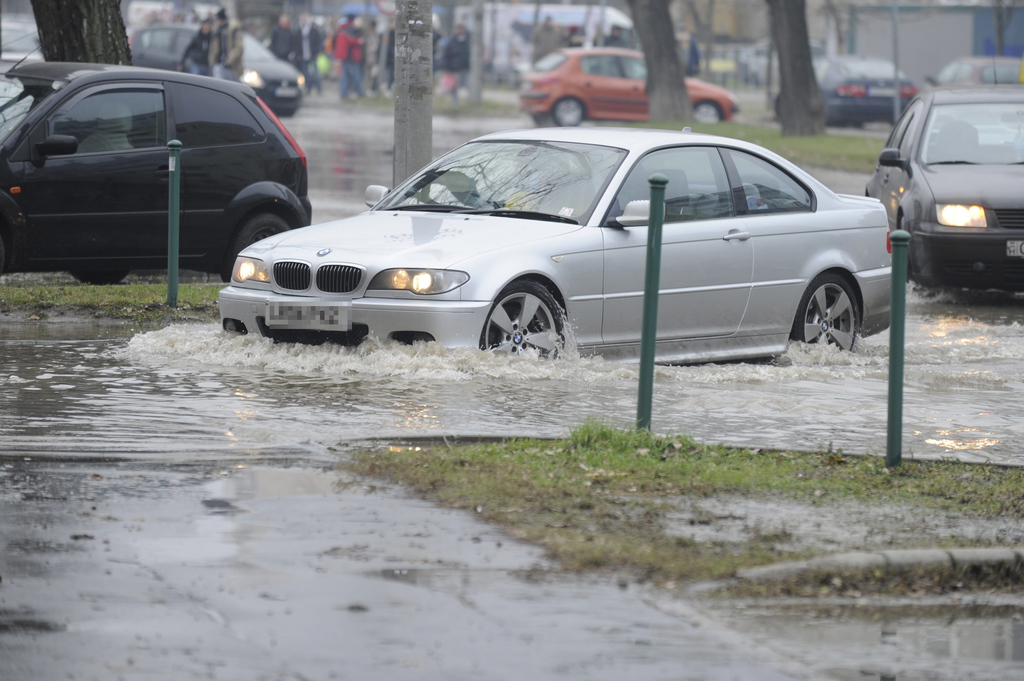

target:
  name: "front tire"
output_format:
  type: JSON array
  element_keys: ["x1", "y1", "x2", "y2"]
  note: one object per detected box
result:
[
  {"x1": 221, "y1": 213, "x2": 290, "y2": 282},
  {"x1": 551, "y1": 97, "x2": 585, "y2": 127},
  {"x1": 790, "y1": 273, "x2": 859, "y2": 351},
  {"x1": 480, "y1": 280, "x2": 565, "y2": 357}
]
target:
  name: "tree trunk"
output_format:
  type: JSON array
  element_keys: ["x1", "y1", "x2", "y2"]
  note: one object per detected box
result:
[
  {"x1": 627, "y1": 0, "x2": 690, "y2": 121},
  {"x1": 30, "y1": 0, "x2": 130, "y2": 64},
  {"x1": 766, "y1": 0, "x2": 824, "y2": 137},
  {"x1": 393, "y1": 0, "x2": 434, "y2": 186}
]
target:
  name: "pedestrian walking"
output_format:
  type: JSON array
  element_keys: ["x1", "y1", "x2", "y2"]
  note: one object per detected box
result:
[
  {"x1": 334, "y1": 15, "x2": 365, "y2": 99},
  {"x1": 269, "y1": 13, "x2": 297, "y2": 63},
  {"x1": 531, "y1": 16, "x2": 562, "y2": 66},
  {"x1": 297, "y1": 13, "x2": 324, "y2": 94},
  {"x1": 179, "y1": 17, "x2": 213, "y2": 76},
  {"x1": 209, "y1": 8, "x2": 244, "y2": 81},
  {"x1": 440, "y1": 23, "x2": 470, "y2": 106}
]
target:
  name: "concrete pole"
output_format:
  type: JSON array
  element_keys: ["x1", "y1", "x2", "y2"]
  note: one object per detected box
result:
[
  {"x1": 469, "y1": 0, "x2": 484, "y2": 104},
  {"x1": 393, "y1": 0, "x2": 434, "y2": 187}
]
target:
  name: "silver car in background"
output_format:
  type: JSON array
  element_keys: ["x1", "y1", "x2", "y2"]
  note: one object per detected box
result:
[{"x1": 219, "y1": 128, "x2": 891, "y2": 363}]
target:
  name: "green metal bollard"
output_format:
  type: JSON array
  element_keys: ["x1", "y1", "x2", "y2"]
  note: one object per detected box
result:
[
  {"x1": 886, "y1": 230, "x2": 911, "y2": 467},
  {"x1": 167, "y1": 140, "x2": 182, "y2": 308},
  {"x1": 636, "y1": 174, "x2": 668, "y2": 432}
]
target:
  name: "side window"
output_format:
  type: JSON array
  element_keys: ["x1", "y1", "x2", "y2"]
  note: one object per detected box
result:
[
  {"x1": 137, "y1": 28, "x2": 178, "y2": 57},
  {"x1": 173, "y1": 85, "x2": 264, "y2": 147},
  {"x1": 610, "y1": 146, "x2": 732, "y2": 223},
  {"x1": 724, "y1": 149, "x2": 812, "y2": 215},
  {"x1": 51, "y1": 90, "x2": 165, "y2": 153},
  {"x1": 580, "y1": 55, "x2": 622, "y2": 78},
  {"x1": 620, "y1": 56, "x2": 646, "y2": 80}
]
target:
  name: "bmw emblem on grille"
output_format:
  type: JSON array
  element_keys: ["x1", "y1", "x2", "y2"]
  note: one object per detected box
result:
[{"x1": 317, "y1": 248, "x2": 332, "y2": 257}]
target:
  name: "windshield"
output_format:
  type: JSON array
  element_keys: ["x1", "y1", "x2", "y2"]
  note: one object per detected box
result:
[
  {"x1": 921, "y1": 102, "x2": 1024, "y2": 165},
  {"x1": 0, "y1": 74, "x2": 59, "y2": 143},
  {"x1": 378, "y1": 140, "x2": 627, "y2": 223}
]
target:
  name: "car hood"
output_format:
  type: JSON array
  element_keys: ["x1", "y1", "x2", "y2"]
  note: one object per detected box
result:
[
  {"x1": 243, "y1": 210, "x2": 584, "y2": 268},
  {"x1": 921, "y1": 164, "x2": 1024, "y2": 207},
  {"x1": 246, "y1": 57, "x2": 300, "y2": 79}
]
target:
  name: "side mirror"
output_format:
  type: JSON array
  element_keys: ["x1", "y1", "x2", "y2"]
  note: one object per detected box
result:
[
  {"x1": 877, "y1": 147, "x2": 911, "y2": 176},
  {"x1": 365, "y1": 184, "x2": 389, "y2": 208},
  {"x1": 35, "y1": 134, "x2": 78, "y2": 157},
  {"x1": 614, "y1": 199, "x2": 650, "y2": 227}
]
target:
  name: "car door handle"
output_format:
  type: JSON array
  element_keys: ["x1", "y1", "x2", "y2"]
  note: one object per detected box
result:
[
  {"x1": 155, "y1": 165, "x2": 170, "y2": 177},
  {"x1": 723, "y1": 230, "x2": 750, "y2": 241}
]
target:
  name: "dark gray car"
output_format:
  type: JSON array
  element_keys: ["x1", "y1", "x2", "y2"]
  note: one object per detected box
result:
[{"x1": 866, "y1": 86, "x2": 1024, "y2": 290}]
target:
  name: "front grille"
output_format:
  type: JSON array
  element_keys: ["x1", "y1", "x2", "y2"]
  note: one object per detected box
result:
[
  {"x1": 993, "y1": 209, "x2": 1024, "y2": 229},
  {"x1": 316, "y1": 265, "x2": 362, "y2": 293},
  {"x1": 274, "y1": 261, "x2": 311, "y2": 291}
]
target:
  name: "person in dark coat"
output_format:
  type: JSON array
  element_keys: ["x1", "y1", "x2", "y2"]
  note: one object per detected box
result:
[
  {"x1": 179, "y1": 18, "x2": 213, "y2": 76},
  {"x1": 440, "y1": 23, "x2": 471, "y2": 106},
  {"x1": 269, "y1": 13, "x2": 297, "y2": 63}
]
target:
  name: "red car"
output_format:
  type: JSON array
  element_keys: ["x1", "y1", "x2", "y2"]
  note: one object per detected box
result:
[{"x1": 520, "y1": 47, "x2": 739, "y2": 126}]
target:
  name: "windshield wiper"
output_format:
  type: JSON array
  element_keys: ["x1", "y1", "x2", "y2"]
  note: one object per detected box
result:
[
  {"x1": 383, "y1": 204, "x2": 460, "y2": 213},
  {"x1": 929, "y1": 160, "x2": 977, "y2": 165},
  {"x1": 455, "y1": 208, "x2": 580, "y2": 224}
]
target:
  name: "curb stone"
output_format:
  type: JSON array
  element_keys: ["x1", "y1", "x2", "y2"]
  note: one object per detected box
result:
[{"x1": 733, "y1": 547, "x2": 1024, "y2": 583}]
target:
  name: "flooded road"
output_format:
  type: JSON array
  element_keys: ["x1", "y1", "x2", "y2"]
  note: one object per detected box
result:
[{"x1": 4, "y1": 97, "x2": 1024, "y2": 680}]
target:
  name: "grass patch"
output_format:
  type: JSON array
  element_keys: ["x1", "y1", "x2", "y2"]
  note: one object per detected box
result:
[
  {"x1": 0, "y1": 281, "x2": 221, "y2": 324},
  {"x1": 633, "y1": 120, "x2": 884, "y2": 174},
  {"x1": 345, "y1": 422, "x2": 1024, "y2": 586}
]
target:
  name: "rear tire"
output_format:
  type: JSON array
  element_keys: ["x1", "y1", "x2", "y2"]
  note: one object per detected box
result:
[
  {"x1": 70, "y1": 270, "x2": 130, "y2": 285},
  {"x1": 221, "y1": 213, "x2": 290, "y2": 282},
  {"x1": 551, "y1": 97, "x2": 585, "y2": 127},
  {"x1": 790, "y1": 273, "x2": 859, "y2": 351},
  {"x1": 692, "y1": 100, "x2": 723, "y2": 123}
]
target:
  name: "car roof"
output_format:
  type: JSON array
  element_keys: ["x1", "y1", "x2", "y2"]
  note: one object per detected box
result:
[
  {"x1": 471, "y1": 127, "x2": 771, "y2": 156},
  {"x1": 3, "y1": 60, "x2": 255, "y2": 97},
  {"x1": 924, "y1": 85, "x2": 1024, "y2": 105}
]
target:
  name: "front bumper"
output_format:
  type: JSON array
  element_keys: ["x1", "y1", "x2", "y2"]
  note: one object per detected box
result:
[
  {"x1": 218, "y1": 285, "x2": 493, "y2": 347},
  {"x1": 910, "y1": 222, "x2": 1024, "y2": 290}
]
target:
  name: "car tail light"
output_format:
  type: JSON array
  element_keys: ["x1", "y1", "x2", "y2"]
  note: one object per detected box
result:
[
  {"x1": 836, "y1": 83, "x2": 868, "y2": 97},
  {"x1": 257, "y1": 97, "x2": 306, "y2": 168},
  {"x1": 899, "y1": 84, "x2": 917, "y2": 98},
  {"x1": 886, "y1": 230, "x2": 892, "y2": 254}
]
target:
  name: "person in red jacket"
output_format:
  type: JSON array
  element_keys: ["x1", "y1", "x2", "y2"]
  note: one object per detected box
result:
[{"x1": 333, "y1": 15, "x2": 365, "y2": 99}]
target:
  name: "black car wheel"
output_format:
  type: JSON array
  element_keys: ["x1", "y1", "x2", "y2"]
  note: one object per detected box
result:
[
  {"x1": 70, "y1": 270, "x2": 131, "y2": 285},
  {"x1": 480, "y1": 280, "x2": 565, "y2": 357},
  {"x1": 790, "y1": 273, "x2": 859, "y2": 351},
  {"x1": 0, "y1": 231, "x2": 6, "y2": 276},
  {"x1": 221, "y1": 213, "x2": 290, "y2": 282}
]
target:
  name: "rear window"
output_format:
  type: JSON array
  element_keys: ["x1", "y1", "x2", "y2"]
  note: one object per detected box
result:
[
  {"x1": 984, "y1": 64, "x2": 1020, "y2": 84},
  {"x1": 839, "y1": 59, "x2": 907, "y2": 80},
  {"x1": 173, "y1": 84, "x2": 264, "y2": 147},
  {"x1": 533, "y1": 53, "x2": 566, "y2": 72}
]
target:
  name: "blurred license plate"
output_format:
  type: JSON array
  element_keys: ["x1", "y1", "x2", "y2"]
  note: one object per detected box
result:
[
  {"x1": 266, "y1": 300, "x2": 350, "y2": 329},
  {"x1": 1008, "y1": 241, "x2": 1024, "y2": 257},
  {"x1": 275, "y1": 86, "x2": 299, "y2": 97},
  {"x1": 869, "y1": 87, "x2": 896, "y2": 97}
]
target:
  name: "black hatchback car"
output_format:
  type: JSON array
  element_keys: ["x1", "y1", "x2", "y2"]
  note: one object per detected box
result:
[
  {"x1": 0, "y1": 61, "x2": 310, "y2": 284},
  {"x1": 866, "y1": 87, "x2": 1024, "y2": 290}
]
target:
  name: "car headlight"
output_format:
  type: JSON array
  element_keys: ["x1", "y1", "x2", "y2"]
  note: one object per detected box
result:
[
  {"x1": 937, "y1": 204, "x2": 987, "y2": 228},
  {"x1": 242, "y1": 69, "x2": 265, "y2": 89},
  {"x1": 233, "y1": 257, "x2": 271, "y2": 283},
  {"x1": 297, "y1": 74, "x2": 306, "y2": 87},
  {"x1": 367, "y1": 269, "x2": 469, "y2": 294}
]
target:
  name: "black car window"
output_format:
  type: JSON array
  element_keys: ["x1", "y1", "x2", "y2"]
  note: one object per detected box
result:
[
  {"x1": 722, "y1": 149, "x2": 812, "y2": 215},
  {"x1": 173, "y1": 85, "x2": 263, "y2": 147},
  {"x1": 611, "y1": 146, "x2": 732, "y2": 223},
  {"x1": 51, "y1": 90, "x2": 165, "y2": 153}
]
